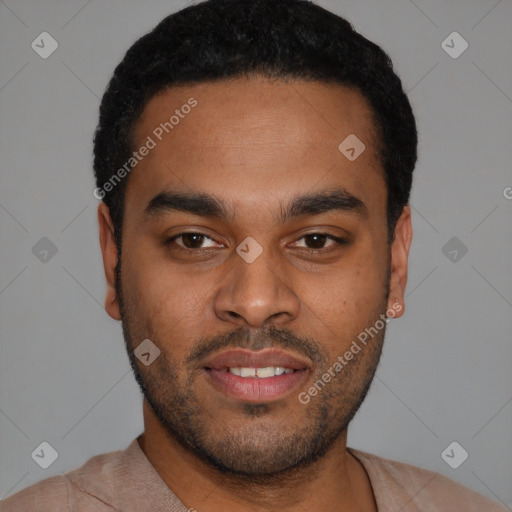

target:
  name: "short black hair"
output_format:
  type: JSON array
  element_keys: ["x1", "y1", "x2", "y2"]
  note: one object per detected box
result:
[{"x1": 93, "y1": 0, "x2": 417, "y2": 250}]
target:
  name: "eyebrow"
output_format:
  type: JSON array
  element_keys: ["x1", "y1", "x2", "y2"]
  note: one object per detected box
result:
[{"x1": 144, "y1": 188, "x2": 368, "y2": 224}]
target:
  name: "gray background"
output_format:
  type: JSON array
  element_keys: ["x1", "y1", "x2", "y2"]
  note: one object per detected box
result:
[{"x1": 1, "y1": 0, "x2": 511, "y2": 506}]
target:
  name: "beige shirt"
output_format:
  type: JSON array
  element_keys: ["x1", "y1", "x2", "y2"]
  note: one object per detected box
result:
[{"x1": 1, "y1": 436, "x2": 507, "y2": 511}]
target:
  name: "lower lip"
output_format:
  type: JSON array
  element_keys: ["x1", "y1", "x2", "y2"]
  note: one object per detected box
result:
[{"x1": 205, "y1": 369, "x2": 308, "y2": 403}]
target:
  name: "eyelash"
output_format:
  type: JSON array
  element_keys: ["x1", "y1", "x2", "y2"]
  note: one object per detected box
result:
[{"x1": 164, "y1": 232, "x2": 348, "y2": 254}]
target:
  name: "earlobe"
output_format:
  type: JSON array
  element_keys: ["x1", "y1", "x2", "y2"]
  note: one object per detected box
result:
[
  {"x1": 97, "y1": 203, "x2": 122, "y2": 321},
  {"x1": 387, "y1": 205, "x2": 413, "y2": 318}
]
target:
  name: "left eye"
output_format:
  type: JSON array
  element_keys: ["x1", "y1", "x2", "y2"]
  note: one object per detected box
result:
[{"x1": 292, "y1": 233, "x2": 345, "y2": 250}]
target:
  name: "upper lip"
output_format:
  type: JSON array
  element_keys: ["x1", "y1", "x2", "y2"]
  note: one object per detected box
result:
[{"x1": 203, "y1": 349, "x2": 311, "y2": 371}]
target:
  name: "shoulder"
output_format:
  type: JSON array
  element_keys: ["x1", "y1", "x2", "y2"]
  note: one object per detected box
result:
[
  {"x1": 0, "y1": 448, "x2": 126, "y2": 512},
  {"x1": 0, "y1": 474, "x2": 70, "y2": 512},
  {"x1": 349, "y1": 448, "x2": 508, "y2": 512}
]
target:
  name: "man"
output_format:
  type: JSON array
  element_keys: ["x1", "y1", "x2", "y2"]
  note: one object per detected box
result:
[{"x1": 1, "y1": 0, "x2": 507, "y2": 510}]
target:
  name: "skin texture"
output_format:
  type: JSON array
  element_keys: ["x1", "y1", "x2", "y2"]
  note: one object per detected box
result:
[{"x1": 98, "y1": 76, "x2": 412, "y2": 511}]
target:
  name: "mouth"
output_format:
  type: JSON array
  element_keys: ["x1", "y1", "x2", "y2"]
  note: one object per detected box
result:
[{"x1": 202, "y1": 349, "x2": 311, "y2": 403}]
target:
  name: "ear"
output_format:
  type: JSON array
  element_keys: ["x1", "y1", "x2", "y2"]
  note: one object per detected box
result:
[
  {"x1": 98, "y1": 203, "x2": 121, "y2": 321},
  {"x1": 386, "y1": 205, "x2": 413, "y2": 318}
]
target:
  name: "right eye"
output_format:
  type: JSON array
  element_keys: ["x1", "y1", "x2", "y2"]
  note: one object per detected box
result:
[{"x1": 165, "y1": 232, "x2": 223, "y2": 251}]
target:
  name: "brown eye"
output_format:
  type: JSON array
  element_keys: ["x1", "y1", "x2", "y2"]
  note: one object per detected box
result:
[
  {"x1": 293, "y1": 233, "x2": 346, "y2": 250},
  {"x1": 180, "y1": 233, "x2": 206, "y2": 249},
  {"x1": 166, "y1": 233, "x2": 220, "y2": 250},
  {"x1": 304, "y1": 234, "x2": 328, "y2": 249}
]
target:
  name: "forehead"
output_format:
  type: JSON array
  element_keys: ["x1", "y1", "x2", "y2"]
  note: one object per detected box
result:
[{"x1": 126, "y1": 76, "x2": 385, "y2": 221}]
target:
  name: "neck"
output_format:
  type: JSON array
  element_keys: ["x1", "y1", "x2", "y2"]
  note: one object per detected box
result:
[{"x1": 138, "y1": 400, "x2": 377, "y2": 512}]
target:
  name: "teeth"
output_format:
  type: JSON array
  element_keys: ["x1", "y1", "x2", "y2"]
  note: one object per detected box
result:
[
  {"x1": 240, "y1": 367, "x2": 256, "y2": 377},
  {"x1": 256, "y1": 367, "x2": 274, "y2": 378},
  {"x1": 228, "y1": 366, "x2": 295, "y2": 378}
]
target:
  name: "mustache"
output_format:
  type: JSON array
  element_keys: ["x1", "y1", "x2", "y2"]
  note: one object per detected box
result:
[{"x1": 186, "y1": 325, "x2": 326, "y2": 368}]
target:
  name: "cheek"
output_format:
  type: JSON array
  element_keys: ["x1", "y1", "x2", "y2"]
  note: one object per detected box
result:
[
  {"x1": 121, "y1": 241, "x2": 202, "y2": 332},
  {"x1": 315, "y1": 246, "x2": 387, "y2": 305},
  {"x1": 121, "y1": 253, "x2": 206, "y2": 362},
  {"x1": 297, "y1": 247, "x2": 388, "y2": 348},
  {"x1": 302, "y1": 272, "x2": 383, "y2": 330}
]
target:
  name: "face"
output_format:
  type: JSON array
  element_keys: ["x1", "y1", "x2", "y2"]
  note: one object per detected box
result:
[{"x1": 98, "y1": 76, "x2": 411, "y2": 476}]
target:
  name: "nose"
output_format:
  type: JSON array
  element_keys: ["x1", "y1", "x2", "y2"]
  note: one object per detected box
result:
[{"x1": 213, "y1": 243, "x2": 301, "y2": 328}]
